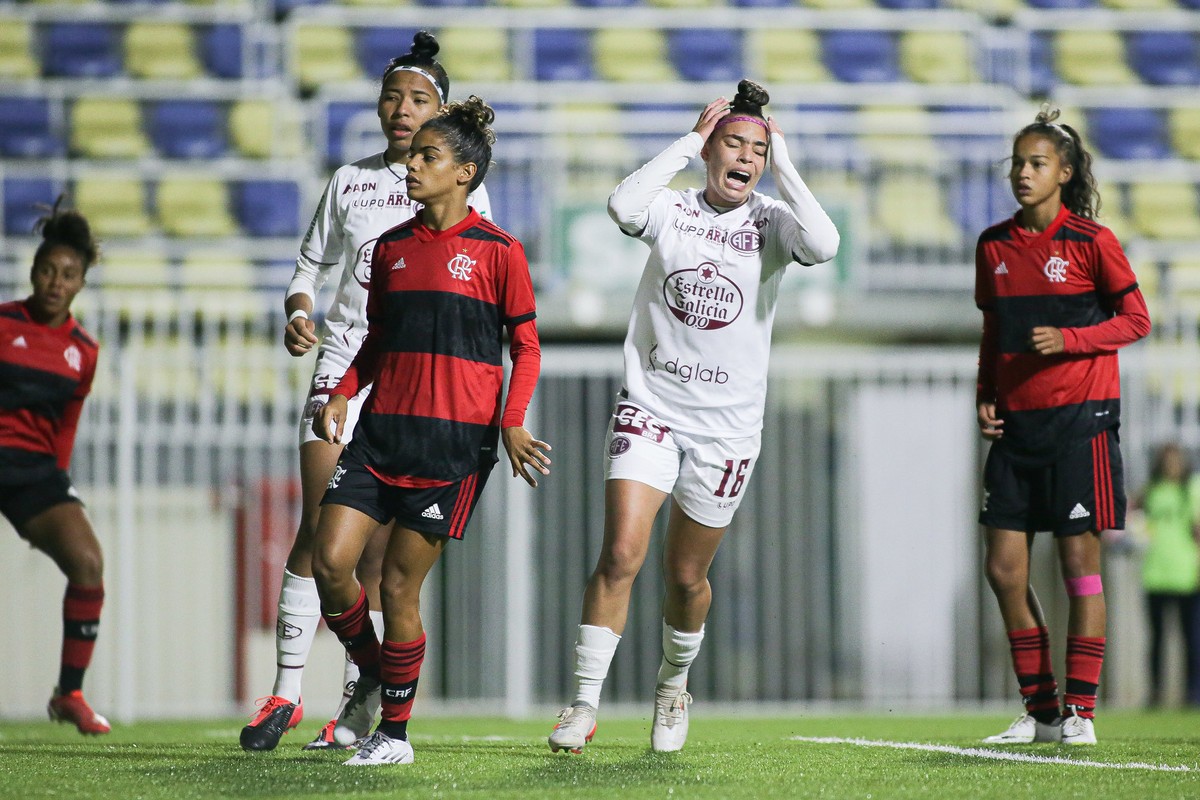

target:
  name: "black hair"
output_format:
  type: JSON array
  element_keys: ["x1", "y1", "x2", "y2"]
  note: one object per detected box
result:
[
  {"x1": 33, "y1": 195, "x2": 98, "y2": 272},
  {"x1": 1012, "y1": 105, "x2": 1100, "y2": 220},
  {"x1": 421, "y1": 96, "x2": 495, "y2": 192},
  {"x1": 1150, "y1": 442, "x2": 1192, "y2": 484},
  {"x1": 729, "y1": 79, "x2": 770, "y2": 119},
  {"x1": 382, "y1": 30, "x2": 450, "y2": 103}
]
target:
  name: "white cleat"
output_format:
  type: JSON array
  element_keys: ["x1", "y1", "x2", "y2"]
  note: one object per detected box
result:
[
  {"x1": 333, "y1": 675, "x2": 381, "y2": 746},
  {"x1": 1061, "y1": 714, "x2": 1097, "y2": 745},
  {"x1": 982, "y1": 713, "x2": 1062, "y2": 744},
  {"x1": 343, "y1": 731, "x2": 414, "y2": 765},
  {"x1": 548, "y1": 704, "x2": 597, "y2": 754},
  {"x1": 651, "y1": 688, "x2": 692, "y2": 752}
]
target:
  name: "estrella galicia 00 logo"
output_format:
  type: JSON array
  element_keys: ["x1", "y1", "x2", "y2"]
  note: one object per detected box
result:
[{"x1": 662, "y1": 263, "x2": 744, "y2": 330}]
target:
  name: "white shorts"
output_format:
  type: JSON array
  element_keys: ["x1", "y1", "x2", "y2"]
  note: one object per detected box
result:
[
  {"x1": 298, "y1": 366, "x2": 372, "y2": 447},
  {"x1": 604, "y1": 399, "x2": 761, "y2": 528}
]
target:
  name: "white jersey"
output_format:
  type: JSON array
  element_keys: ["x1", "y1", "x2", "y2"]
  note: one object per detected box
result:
[
  {"x1": 611, "y1": 132, "x2": 839, "y2": 438},
  {"x1": 286, "y1": 152, "x2": 492, "y2": 374}
]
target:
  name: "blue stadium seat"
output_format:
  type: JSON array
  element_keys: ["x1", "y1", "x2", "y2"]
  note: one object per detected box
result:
[
  {"x1": 42, "y1": 23, "x2": 124, "y2": 78},
  {"x1": 1126, "y1": 32, "x2": 1200, "y2": 86},
  {"x1": 418, "y1": 0, "x2": 486, "y2": 6},
  {"x1": 948, "y1": 174, "x2": 1015, "y2": 235},
  {"x1": 356, "y1": 27, "x2": 420, "y2": 79},
  {"x1": 235, "y1": 180, "x2": 301, "y2": 237},
  {"x1": 1087, "y1": 108, "x2": 1171, "y2": 160},
  {"x1": 0, "y1": 97, "x2": 64, "y2": 158},
  {"x1": 201, "y1": 25, "x2": 244, "y2": 80},
  {"x1": 668, "y1": 29, "x2": 742, "y2": 82},
  {"x1": 274, "y1": 0, "x2": 330, "y2": 13},
  {"x1": 148, "y1": 101, "x2": 228, "y2": 159},
  {"x1": 534, "y1": 29, "x2": 593, "y2": 81},
  {"x1": 877, "y1": 0, "x2": 939, "y2": 7},
  {"x1": 324, "y1": 100, "x2": 374, "y2": 167},
  {"x1": 572, "y1": 0, "x2": 639, "y2": 6},
  {"x1": 1028, "y1": 31, "x2": 1057, "y2": 96},
  {"x1": 729, "y1": 0, "x2": 794, "y2": 6},
  {"x1": 3, "y1": 178, "x2": 62, "y2": 237},
  {"x1": 822, "y1": 30, "x2": 900, "y2": 83}
]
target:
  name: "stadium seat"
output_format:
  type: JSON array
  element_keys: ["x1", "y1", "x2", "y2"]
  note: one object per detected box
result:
[
  {"x1": 200, "y1": 24, "x2": 245, "y2": 80},
  {"x1": 0, "y1": 17, "x2": 38, "y2": 79},
  {"x1": 730, "y1": 0, "x2": 797, "y2": 7},
  {"x1": 668, "y1": 29, "x2": 742, "y2": 82},
  {"x1": 1095, "y1": 180, "x2": 1131, "y2": 240},
  {"x1": 803, "y1": 0, "x2": 874, "y2": 8},
  {"x1": 1054, "y1": 30, "x2": 1137, "y2": 86},
  {"x1": 180, "y1": 250, "x2": 256, "y2": 289},
  {"x1": 1027, "y1": 31, "x2": 1057, "y2": 96},
  {"x1": 573, "y1": 0, "x2": 639, "y2": 6},
  {"x1": 822, "y1": 30, "x2": 900, "y2": 83},
  {"x1": 594, "y1": 28, "x2": 677, "y2": 82},
  {"x1": 274, "y1": 0, "x2": 328, "y2": 13},
  {"x1": 1086, "y1": 108, "x2": 1170, "y2": 161},
  {"x1": 858, "y1": 106, "x2": 939, "y2": 165},
  {"x1": 42, "y1": 23, "x2": 123, "y2": 78},
  {"x1": 878, "y1": 0, "x2": 938, "y2": 7},
  {"x1": 899, "y1": 30, "x2": 977, "y2": 84},
  {"x1": 292, "y1": 24, "x2": 361, "y2": 92},
  {"x1": 497, "y1": 0, "x2": 568, "y2": 7},
  {"x1": 96, "y1": 248, "x2": 171, "y2": 287},
  {"x1": 533, "y1": 28, "x2": 594, "y2": 81},
  {"x1": 948, "y1": 173, "x2": 1016, "y2": 235},
  {"x1": 1026, "y1": 0, "x2": 1095, "y2": 6},
  {"x1": 1128, "y1": 181, "x2": 1200, "y2": 240},
  {"x1": 125, "y1": 21, "x2": 204, "y2": 80},
  {"x1": 157, "y1": 177, "x2": 238, "y2": 237},
  {"x1": 1126, "y1": 32, "x2": 1200, "y2": 86},
  {"x1": 147, "y1": 101, "x2": 228, "y2": 160},
  {"x1": 0, "y1": 97, "x2": 64, "y2": 158},
  {"x1": 69, "y1": 97, "x2": 151, "y2": 159},
  {"x1": 436, "y1": 28, "x2": 512, "y2": 81},
  {"x1": 74, "y1": 176, "x2": 153, "y2": 237},
  {"x1": 2, "y1": 178, "x2": 62, "y2": 237},
  {"x1": 648, "y1": 0, "x2": 719, "y2": 8},
  {"x1": 323, "y1": 100, "x2": 376, "y2": 166},
  {"x1": 229, "y1": 99, "x2": 303, "y2": 159},
  {"x1": 1099, "y1": 0, "x2": 1175, "y2": 8},
  {"x1": 1168, "y1": 107, "x2": 1200, "y2": 161},
  {"x1": 754, "y1": 29, "x2": 830, "y2": 83},
  {"x1": 356, "y1": 27, "x2": 420, "y2": 78},
  {"x1": 234, "y1": 180, "x2": 301, "y2": 237},
  {"x1": 874, "y1": 172, "x2": 961, "y2": 249}
]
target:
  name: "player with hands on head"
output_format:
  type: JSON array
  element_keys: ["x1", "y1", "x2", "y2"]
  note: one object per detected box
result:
[
  {"x1": 975, "y1": 105, "x2": 1150, "y2": 746},
  {"x1": 548, "y1": 79, "x2": 839, "y2": 755},
  {"x1": 310, "y1": 96, "x2": 549, "y2": 766}
]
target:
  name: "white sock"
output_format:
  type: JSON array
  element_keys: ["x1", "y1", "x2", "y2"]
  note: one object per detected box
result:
[
  {"x1": 572, "y1": 624, "x2": 621, "y2": 709},
  {"x1": 656, "y1": 621, "x2": 704, "y2": 693},
  {"x1": 271, "y1": 569, "x2": 321, "y2": 703},
  {"x1": 331, "y1": 610, "x2": 384, "y2": 720}
]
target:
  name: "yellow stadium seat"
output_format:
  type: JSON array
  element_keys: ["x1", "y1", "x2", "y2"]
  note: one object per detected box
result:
[
  {"x1": 801, "y1": 0, "x2": 873, "y2": 8},
  {"x1": 436, "y1": 28, "x2": 511, "y2": 82},
  {"x1": 292, "y1": 24, "x2": 361, "y2": 93},
  {"x1": 1098, "y1": 0, "x2": 1175, "y2": 8},
  {"x1": 754, "y1": 29, "x2": 830, "y2": 84},
  {"x1": 228, "y1": 99, "x2": 303, "y2": 159},
  {"x1": 1054, "y1": 31, "x2": 1137, "y2": 86},
  {"x1": 339, "y1": 0, "x2": 413, "y2": 5},
  {"x1": 96, "y1": 248, "x2": 172, "y2": 287},
  {"x1": 75, "y1": 177, "x2": 153, "y2": 238},
  {"x1": 156, "y1": 177, "x2": 238, "y2": 237},
  {"x1": 874, "y1": 172, "x2": 960, "y2": 249},
  {"x1": 859, "y1": 106, "x2": 939, "y2": 166},
  {"x1": 125, "y1": 21, "x2": 204, "y2": 80},
  {"x1": 495, "y1": 0, "x2": 564, "y2": 7},
  {"x1": 647, "y1": 0, "x2": 719, "y2": 8},
  {"x1": 1168, "y1": 107, "x2": 1200, "y2": 161},
  {"x1": 899, "y1": 30, "x2": 977, "y2": 84},
  {"x1": 0, "y1": 16, "x2": 38, "y2": 79},
  {"x1": 180, "y1": 249, "x2": 256, "y2": 288},
  {"x1": 1129, "y1": 181, "x2": 1200, "y2": 240},
  {"x1": 70, "y1": 97, "x2": 151, "y2": 159},
  {"x1": 1095, "y1": 181, "x2": 1131, "y2": 242},
  {"x1": 594, "y1": 29, "x2": 677, "y2": 83}
]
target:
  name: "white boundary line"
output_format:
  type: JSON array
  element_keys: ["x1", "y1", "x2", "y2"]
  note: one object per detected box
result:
[{"x1": 788, "y1": 736, "x2": 1193, "y2": 773}]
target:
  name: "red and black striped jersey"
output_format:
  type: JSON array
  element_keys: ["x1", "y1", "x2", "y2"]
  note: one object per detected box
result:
[
  {"x1": 333, "y1": 208, "x2": 540, "y2": 486},
  {"x1": 0, "y1": 299, "x2": 98, "y2": 475},
  {"x1": 974, "y1": 205, "x2": 1150, "y2": 464}
]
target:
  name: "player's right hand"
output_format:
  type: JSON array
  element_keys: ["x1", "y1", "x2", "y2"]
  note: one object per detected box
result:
[
  {"x1": 314, "y1": 394, "x2": 347, "y2": 444},
  {"x1": 977, "y1": 402, "x2": 1004, "y2": 440},
  {"x1": 692, "y1": 97, "x2": 730, "y2": 141},
  {"x1": 284, "y1": 316, "x2": 319, "y2": 357}
]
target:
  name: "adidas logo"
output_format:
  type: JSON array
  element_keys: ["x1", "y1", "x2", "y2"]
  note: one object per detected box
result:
[
  {"x1": 391, "y1": 257, "x2": 406, "y2": 271},
  {"x1": 12, "y1": 335, "x2": 28, "y2": 348},
  {"x1": 994, "y1": 262, "x2": 1008, "y2": 275},
  {"x1": 1069, "y1": 503, "x2": 1090, "y2": 520},
  {"x1": 421, "y1": 503, "x2": 444, "y2": 520}
]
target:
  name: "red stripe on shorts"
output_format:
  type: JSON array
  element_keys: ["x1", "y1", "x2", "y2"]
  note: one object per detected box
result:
[
  {"x1": 448, "y1": 472, "x2": 477, "y2": 540},
  {"x1": 1093, "y1": 433, "x2": 1112, "y2": 531}
]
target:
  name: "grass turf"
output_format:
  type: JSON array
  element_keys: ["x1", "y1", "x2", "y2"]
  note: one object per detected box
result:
[{"x1": 0, "y1": 710, "x2": 1197, "y2": 799}]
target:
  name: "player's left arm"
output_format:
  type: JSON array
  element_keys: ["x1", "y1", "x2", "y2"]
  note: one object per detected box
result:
[
  {"x1": 766, "y1": 117, "x2": 840, "y2": 267},
  {"x1": 54, "y1": 357, "x2": 95, "y2": 470},
  {"x1": 498, "y1": 241, "x2": 551, "y2": 487}
]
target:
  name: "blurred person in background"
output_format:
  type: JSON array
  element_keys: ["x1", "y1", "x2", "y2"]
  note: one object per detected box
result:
[
  {"x1": 239, "y1": 31, "x2": 493, "y2": 753},
  {"x1": 0, "y1": 198, "x2": 106, "y2": 734},
  {"x1": 975, "y1": 106, "x2": 1151, "y2": 747}
]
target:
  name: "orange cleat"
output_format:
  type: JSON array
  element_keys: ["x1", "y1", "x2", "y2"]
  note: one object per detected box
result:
[{"x1": 47, "y1": 688, "x2": 111, "y2": 735}]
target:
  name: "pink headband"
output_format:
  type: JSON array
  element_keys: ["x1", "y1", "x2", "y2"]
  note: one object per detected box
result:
[{"x1": 715, "y1": 114, "x2": 768, "y2": 132}]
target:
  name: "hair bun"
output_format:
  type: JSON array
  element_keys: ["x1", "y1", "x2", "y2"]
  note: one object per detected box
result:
[
  {"x1": 1035, "y1": 102, "x2": 1061, "y2": 126},
  {"x1": 730, "y1": 79, "x2": 769, "y2": 116},
  {"x1": 411, "y1": 30, "x2": 440, "y2": 62}
]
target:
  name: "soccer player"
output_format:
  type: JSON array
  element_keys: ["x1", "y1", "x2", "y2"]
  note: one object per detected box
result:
[
  {"x1": 240, "y1": 31, "x2": 492, "y2": 752},
  {"x1": 547, "y1": 80, "x2": 839, "y2": 754},
  {"x1": 976, "y1": 106, "x2": 1150, "y2": 746},
  {"x1": 1, "y1": 199, "x2": 107, "y2": 734},
  {"x1": 310, "y1": 96, "x2": 550, "y2": 766}
]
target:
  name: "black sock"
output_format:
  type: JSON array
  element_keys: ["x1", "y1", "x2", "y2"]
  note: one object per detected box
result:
[{"x1": 377, "y1": 720, "x2": 408, "y2": 741}]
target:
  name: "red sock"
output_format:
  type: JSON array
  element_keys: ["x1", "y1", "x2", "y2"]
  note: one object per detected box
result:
[
  {"x1": 60, "y1": 584, "x2": 104, "y2": 694},
  {"x1": 321, "y1": 586, "x2": 379, "y2": 679},
  {"x1": 1008, "y1": 626, "x2": 1059, "y2": 723},
  {"x1": 378, "y1": 634, "x2": 426, "y2": 740},
  {"x1": 1065, "y1": 635, "x2": 1105, "y2": 719}
]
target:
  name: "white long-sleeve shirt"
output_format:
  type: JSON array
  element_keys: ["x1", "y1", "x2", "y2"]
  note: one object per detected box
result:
[{"x1": 609, "y1": 131, "x2": 839, "y2": 437}]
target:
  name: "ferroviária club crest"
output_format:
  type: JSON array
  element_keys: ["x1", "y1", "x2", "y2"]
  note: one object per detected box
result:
[{"x1": 662, "y1": 263, "x2": 744, "y2": 330}]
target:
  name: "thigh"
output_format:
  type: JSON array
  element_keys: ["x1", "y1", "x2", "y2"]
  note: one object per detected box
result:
[
  {"x1": 381, "y1": 526, "x2": 446, "y2": 590},
  {"x1": 1051, "y1": 429, "x2": 1125, "y2": 537},
  {"x1": 21, "y1": 499, "x2": 102, "y2": 582},
  {"x1": 980, "y1": 445, "x2": 1042, "y2": 533},
  {"x1": 604, "y1": 400, "x2": 682, "y2": 494},
  {"x1": 663, "y1": 498, "x2": 727, "y2": 583},
  {"x1": 1, "y1": 469, "x2": 83, "y2": 533},
  {"x1": 672, "y1": 431, "x2": 761, "y2": 529}
]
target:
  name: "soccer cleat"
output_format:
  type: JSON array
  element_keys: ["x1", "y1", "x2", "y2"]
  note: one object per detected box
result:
[
  {"x1": 548, "y1": 703, "x2": 597, "y2": 754},
  {"x1": 47, "y1": 688, "x2": 111, "y2": 735},
  {"x1": 650, "y1": 688, "x2": 692, "y2": 752},
  {"x1": 982, "y1": 713, "x2": 1062, "y2": 744},
  {"x1": 343, "y1": 730, "x2": 414, "y2": 766},
  {"x1": 333, "y1": 675, "x2": 380, "y2": 746},
  {"x1": 239, "y1": 695, "x2": 304, "y2": 751},
  {"x1": 1061, "y1": 713, "x2": 1097, "y2": 745},
  {"x1": 303, "y1": 719, "x2": 355, "y2": 750}
]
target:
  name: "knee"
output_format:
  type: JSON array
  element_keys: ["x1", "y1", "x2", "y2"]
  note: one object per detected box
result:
[
  {"x1": 984, "y1": 555, "x2": 1025, "y2": 594},
  {"x1": 310, "y1": 542, "x2": 348, "y2": 593},
  {"x1": 66, "y1": 546, "x2": 104, "y2": 586},
  {"x1": 663, "y1": 565, "x2": 708, "y2": 600},
  {"x1": 593, "y1": 541, "x2": 644, "y2": 586},
  {"x1": 379, "y1": 571, "x2": 420, "y2": 615}
]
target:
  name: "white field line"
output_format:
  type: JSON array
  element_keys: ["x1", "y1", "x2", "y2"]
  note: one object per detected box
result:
[{"x1": 788, "y1": 736, "x2": 1193, "y2": 773}]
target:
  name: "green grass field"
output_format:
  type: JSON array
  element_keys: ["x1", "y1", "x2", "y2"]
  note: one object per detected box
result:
[{"x1": 1, "y1": 710, "x2": 1197, "y2": 799}]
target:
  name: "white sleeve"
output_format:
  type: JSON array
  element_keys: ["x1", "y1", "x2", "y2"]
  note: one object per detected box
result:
[
  {"x1": 285, "y1": 173, "x2": 344, "y2": 302},
  {"x1": 469, "y1": 183, "x2": 493, "y2": 221},
  {"x1": 768, "y1": 132, "x2": 840, "y2": 266},
  {"x1": 608, "y1": 132, "x2": 703, "y2": 239}
]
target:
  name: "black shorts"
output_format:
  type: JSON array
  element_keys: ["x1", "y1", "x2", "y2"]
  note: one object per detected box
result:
[
  {"x1": 0, "y1": 468, "x2": 83, "y2": 532},
  {"x1": 979, "y1": 428, "x2": 1125, "y2": 537},
  {"x1": 321, "y1": 448, "x2": 493, "y2": 541}
]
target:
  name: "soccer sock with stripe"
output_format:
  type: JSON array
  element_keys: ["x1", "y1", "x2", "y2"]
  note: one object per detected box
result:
[
  {"x1": 656, "y1": 621, "x2": 705, "y2": 693},
  {"x1": 1065, "y1": 635, "x2": 1106, "y2": 719},
  {"x1": 59, "y1": 584, "x2": 103, "y2": 694},
  {"x1": 377, "y1": 634, "x2": 426, "y2": 741},
  {"x1": 572, "y1": 624, "x2": 621, "y2": 709},
  {"x1": 1007, "y1": 625, "x2": 1060, "y2": 723},
  {"x1": 271, "y1": 569, "x2": 321, "y2": 703},
  {"x1": 331, "y1": 609, "x2": 385, "y2": 719},
  {"x1": 322, "y1": 585, "x2": 380, "y2": 680}
]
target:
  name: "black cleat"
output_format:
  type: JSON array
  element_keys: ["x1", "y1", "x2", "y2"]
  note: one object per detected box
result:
[{"x1": 240, "y1": 695, "x2": 303, "y2": 751}]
